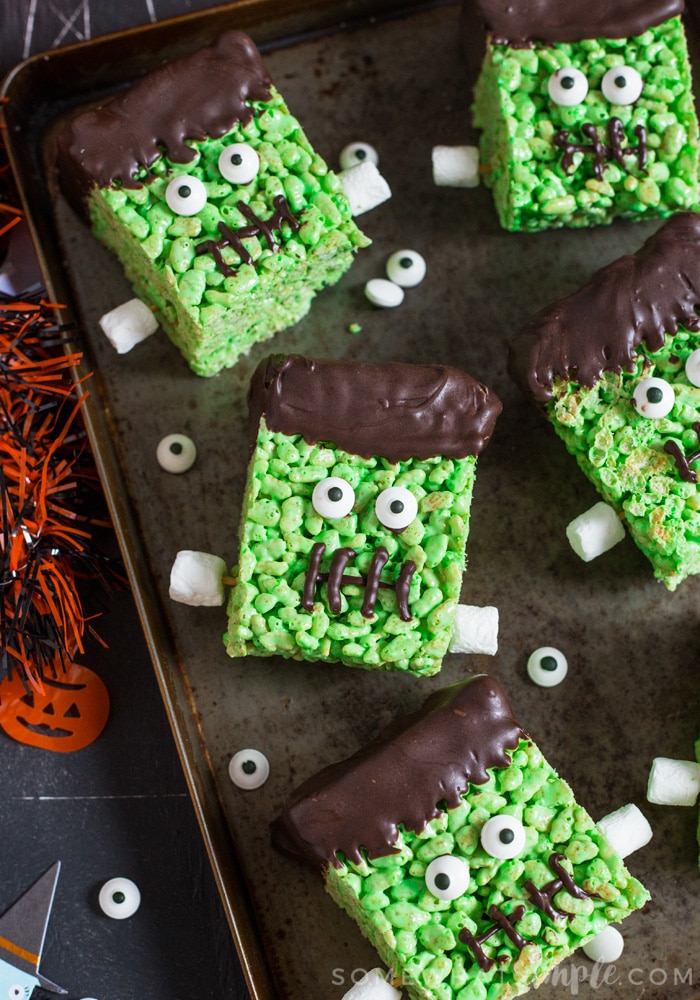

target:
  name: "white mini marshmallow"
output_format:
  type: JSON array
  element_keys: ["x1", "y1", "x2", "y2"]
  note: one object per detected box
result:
[
  {"x1": 169, "y1": 550, "x2": 227, "y2": 606},
  {"x1": 98, "y1": 297, "x2": 158, "y2": 354},
  {"x1": 341, "y1": 969, "x2": 401, "y2": 1000},
  {"x1": 597, "y1": 803, "x2": 652, "y2": 858},
  {"x1": 340, "y1": 161, "x2": 392, "y2": 216},
  {"x1": 582, "y1": 926, "x2": 624, "y2": 964},
  {"x1": 365, "y1": 278, "x2": 404, "y2": 308},
  {"x1": 566, "y1": 501, "x2": 626, "y2": 562},
  {"x1": 647, "y1": 757, "x2": 700, "y2": 807},
  {"x1": 432, "y1": 145, "x2": 480, "y2": 188},
  {"x1": 449, "y1": 605, "x2": 499, "y2": 656}
]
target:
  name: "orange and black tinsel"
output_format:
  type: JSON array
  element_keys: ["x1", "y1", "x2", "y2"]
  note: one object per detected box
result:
[{"x1": 0, "y1": 295, "x2": 123, "y2": 687}]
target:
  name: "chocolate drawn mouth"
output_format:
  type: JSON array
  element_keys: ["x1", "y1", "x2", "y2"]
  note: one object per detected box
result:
[
  {"x1": 553, "y1": 116, "x2": 647, "y2": 181},
  {"x1": 302, "y1": 542, "x2": 416, "y2": 621},
  {"x1": 195, "y1": 193, "x2": 300, "y2": 276}
]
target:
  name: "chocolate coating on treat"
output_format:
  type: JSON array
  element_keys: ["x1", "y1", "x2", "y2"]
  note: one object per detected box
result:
[
  {"x1": 271, "y1": 675, "x2": 526, "y2": 868},
  {"x1": 472, "y1": 0, "x2": 684, "y2": 44},
  {"x1": 509, "y1": 213, "x2": 700, "y2": 404},
  {"x1": 57, "y1": 31, "x2": 271, "y2": 198},
  {"x1": 248, "y1": 354, "x2": 502, "y2": 462}
]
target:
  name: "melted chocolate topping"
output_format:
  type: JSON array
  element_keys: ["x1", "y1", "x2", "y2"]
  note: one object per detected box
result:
[
  {"x1": 271, "y1": 676, "x2": 526, "y2": 868},
  {"x1": 509, "y1": 213, "x2": 700, "y2": 403},
  {"x1": 554, "y1": 118, "x2": 647, "y2": 181},
  {"x1": 459, "y1": 904, "x2": 527, "y2": 971},
  {"x1": 58, "y1": 31, "x2": 272, "y2": 199},
  {"x1": 473, "y1": 0, "x2": 684, "y2": 44},
  {"x1": 248, "y1": 355, "x2": 502, "y2": 463}
]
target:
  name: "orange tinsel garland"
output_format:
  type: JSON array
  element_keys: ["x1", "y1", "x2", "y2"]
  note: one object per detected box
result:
[{"x1": 0, "y1": 296, "x2": 120, "y2": 687}]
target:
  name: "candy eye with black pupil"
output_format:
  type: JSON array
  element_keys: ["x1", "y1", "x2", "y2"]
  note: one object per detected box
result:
[
  {"x1": 374, "y1": 486, "x2": 418, "y2": 531},
  {"x1": 480, "y1": 815, "x2": 527, "y2": 859},
  {"x1": 527, "y1": 645, "x2": 568, "y2": 687},
  {"x1": 312, "y1": 477, "x2": 355, "y2": 519},
  {"x1": 165, "y1": 174, "x2": 207, "y2": 216},
  {"x1": 424, "y1": 855, "x2": 470, "y2": 900},
  {"x1": 386, "y1": 249, "x2": 426, "y2": 288},
  {"x1": 218, "y1": 143, "x2": 260, "y2": 184},
  {"x1": 98, "y1": 876, "x2": 141, "y2": 919},
  {"x1": 339, "y1": 141, "x2": 379, "y2": 170},
  {"x1": 157, "y1": 433, "x2": 197, "y2": 473},
  {"x1": 601, "y1": 65, "x2": 643, "y2": 105},
  {"x1": 632, "y1": 377, "x2": 675, "y2": 419},
  {"x1": 548, "y1": 67, "x2": 588, "y2": 106},
  {"x1": 228, "y1": 748, "x2": 270, "y2": 789}
]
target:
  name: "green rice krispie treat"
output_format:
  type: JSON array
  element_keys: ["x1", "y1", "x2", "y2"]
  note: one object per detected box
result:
[
  {"x1": 273, "y1": 675, "x2": 650, "y2": 1000},
  {"x1": 467, "y1": 0, "x2": 700, "y2": 231},
  {"x1": 56, "y1": 31, "x2": 369, "y2": 376},
  {"x1": 224, "y1": 354, "x2": 502, "y2": 676},
  {"x1": 509, "y1": 212, "x2": 700, "y2": 589}
]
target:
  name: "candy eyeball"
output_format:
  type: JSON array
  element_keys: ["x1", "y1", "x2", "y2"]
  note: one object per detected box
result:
[
  {"x1": 424, "y1": 855, "x2": 470, "y2": 900},
  {"x1": 339, "y1": 141, "x2": 379, "y2": 170},
  {"x1": 386, "y1": 250, "x2": 426, "y2": 288},
  {"x1": 165, "y1": 174, "x2": 207, "y2": 216},
  {"x1": 218, "y1": 143, "x2": 260, "y2": 185},
  {"x1": 527, "y1": 646, "x2": 568, "y2": 687},
  {"x1": 99, "y1": 877, "x2": 141, "y2": 919},
  {"x1": 365, "y1": 278, "x2": 404, "y2": 308},
  {"x1": 480, "y1": 815, "x2": 527, "y2": 860},
  {"x1": 601, "y1": 66, "x2": 643, "y2": 106},
  {"x1": 312, "y1": 477, "x2": 356, "y2": 519},
  {"x1": 375, "y1": 486, "x2": 418, "y2": 531},
  {"x1": 229, "y1": 748, "x2": 269, "y2": 789},
  {"x1": 8, "y1": 987, "x2": 25, "y2": 1000},
  {"x1": 156, "y1": 433, "x2": 197, "y2": 473},
  {"x1": 685, "y1": 348, "x2": 700, "y2": 387},
  {"x1": 632, "y1": 377, "x2": 675, "y2": 419},
  {"x1": 547, "y1": 67, "x2": 589, "y2": 106}
]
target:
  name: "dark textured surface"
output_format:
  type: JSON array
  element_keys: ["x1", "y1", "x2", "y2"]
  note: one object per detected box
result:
[{"x1": 11, "y1": 3, "x2": 700, "y2": 999}]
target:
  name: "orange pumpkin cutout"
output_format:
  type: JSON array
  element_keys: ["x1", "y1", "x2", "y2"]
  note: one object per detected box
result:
[{"x1": 0, "y1": 661, "x2": 110, "y2": 752}]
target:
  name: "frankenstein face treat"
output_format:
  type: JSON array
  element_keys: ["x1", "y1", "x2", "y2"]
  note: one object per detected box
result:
[
  {"x1": 224, "y1": 355, "x2": 502, "y2": 676},
  {"x1": 509, "y1": 212, "x2": 700, "y2": 590},
  {"x1": 56, "y1": 31, "x2": 369, "y2": 377},
  {"x1": 468, "y1": 0, "x2": 700, "y2": 231},
  {"x1": 272, "y1": 675, "x2": 650, "y2": 1000}
]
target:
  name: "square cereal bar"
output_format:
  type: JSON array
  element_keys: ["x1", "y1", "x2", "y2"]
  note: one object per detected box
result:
[
  {"x1": 56, "y1": 31, "x2": 369, "y2": 376},
  {"x1": 224, "y1": 355, "x2": 501, "y2": 676},
  {"x1": 467, "y1": 0, "x2": 700, "y2": 231},
  {"x1": 273, "y1": 675, "x2": 650, "y2": 1000},
  {"x1": 509, "y1": 212, "x2": 700, "y2": 589}
]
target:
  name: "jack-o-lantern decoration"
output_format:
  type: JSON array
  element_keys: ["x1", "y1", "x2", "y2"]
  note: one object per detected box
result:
[{"x1": 0, "y1": 660, "x2": 110, "y2": 752}]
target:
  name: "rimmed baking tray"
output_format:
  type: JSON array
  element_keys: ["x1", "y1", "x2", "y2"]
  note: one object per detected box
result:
[{"x1": 3, "y1": 2, "x2": 700, "y2": 997}]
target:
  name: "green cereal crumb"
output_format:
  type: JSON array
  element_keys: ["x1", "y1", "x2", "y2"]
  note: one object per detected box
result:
[{"x1": 349, "y1": 322, "x2": 363, "y2": 334}]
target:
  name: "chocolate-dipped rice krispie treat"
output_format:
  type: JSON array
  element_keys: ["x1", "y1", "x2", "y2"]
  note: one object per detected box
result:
[
  {"x1": 273, "y1": 675, "x2": 649, "y2": 1000},
  {"x1": 509, "y1": 212, "x2": 700, "y2": 589},
  {"x1": 56, "y1": 31, "x2": 368, "y2": 376},
  {"x1": 467, "y1": 0, "x2": 700, "y2": 231},
  {"x1": 224, "y1": 355, "x2": 502, "y2": 676}
]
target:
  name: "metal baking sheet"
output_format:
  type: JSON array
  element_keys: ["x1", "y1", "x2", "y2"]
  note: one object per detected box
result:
[{"x1": 3, "y1": 2, "x2": 700, "y2": 998}]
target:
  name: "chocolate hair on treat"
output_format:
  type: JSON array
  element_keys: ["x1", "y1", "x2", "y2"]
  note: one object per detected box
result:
[
  {"x1": 472, "y1": 0, "x2": 685, "y2": 44},
  {"x1": 247, "y1": 354, "x2": 503, "y2": 463},
  {"x1": 509, "y1": 212, "x2": 700, "y2": 403}
]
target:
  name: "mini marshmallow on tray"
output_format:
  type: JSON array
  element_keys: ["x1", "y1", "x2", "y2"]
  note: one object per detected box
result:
[
  {"x1": 431, "y1": 145, "x2": 480, "y2": 188},
  {"x1": 169, "y1": 550, "x2": 227, "y2": 606},
  {"x1": 647, "y1": 756, "x2": 700, "y2": 807},
  {"x1": 448, "y1": 604, "x2": 498, "y2": 655},
  {"x1": 98, "y1": 297, "x2": 158, "y2": 354},
  {"x1": 341, "y1": 969, "x2": 401, "y2": 1000},
  {"x1": 340, "y1": 160, "x2": 392, "y2": 216},
  {"x1": 566, "y1": 501, "x2": 626, "y2": 562},
  {"x1": 597, "y1": 803, "x2": 653, "y2": 859}
]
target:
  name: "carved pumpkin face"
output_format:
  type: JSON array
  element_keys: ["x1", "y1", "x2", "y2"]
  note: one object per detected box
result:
[{"x1": 0, "y1": 661, "x2": 110, "y2": 752}]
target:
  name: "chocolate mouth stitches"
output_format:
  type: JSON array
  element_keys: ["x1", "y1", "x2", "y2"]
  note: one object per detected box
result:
[
  {"x1": 554, "y1": 117, "x2": 648, "y2": 181},
  {"x1": 459, "y1": 852, "x2": 593, "y2": 971},
  {"x1": 302, "y1": 541, "x2": 416, "y2": 620},
  {"x1": 196, "y1": 193, "x2": 300, "y2": 276}
]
